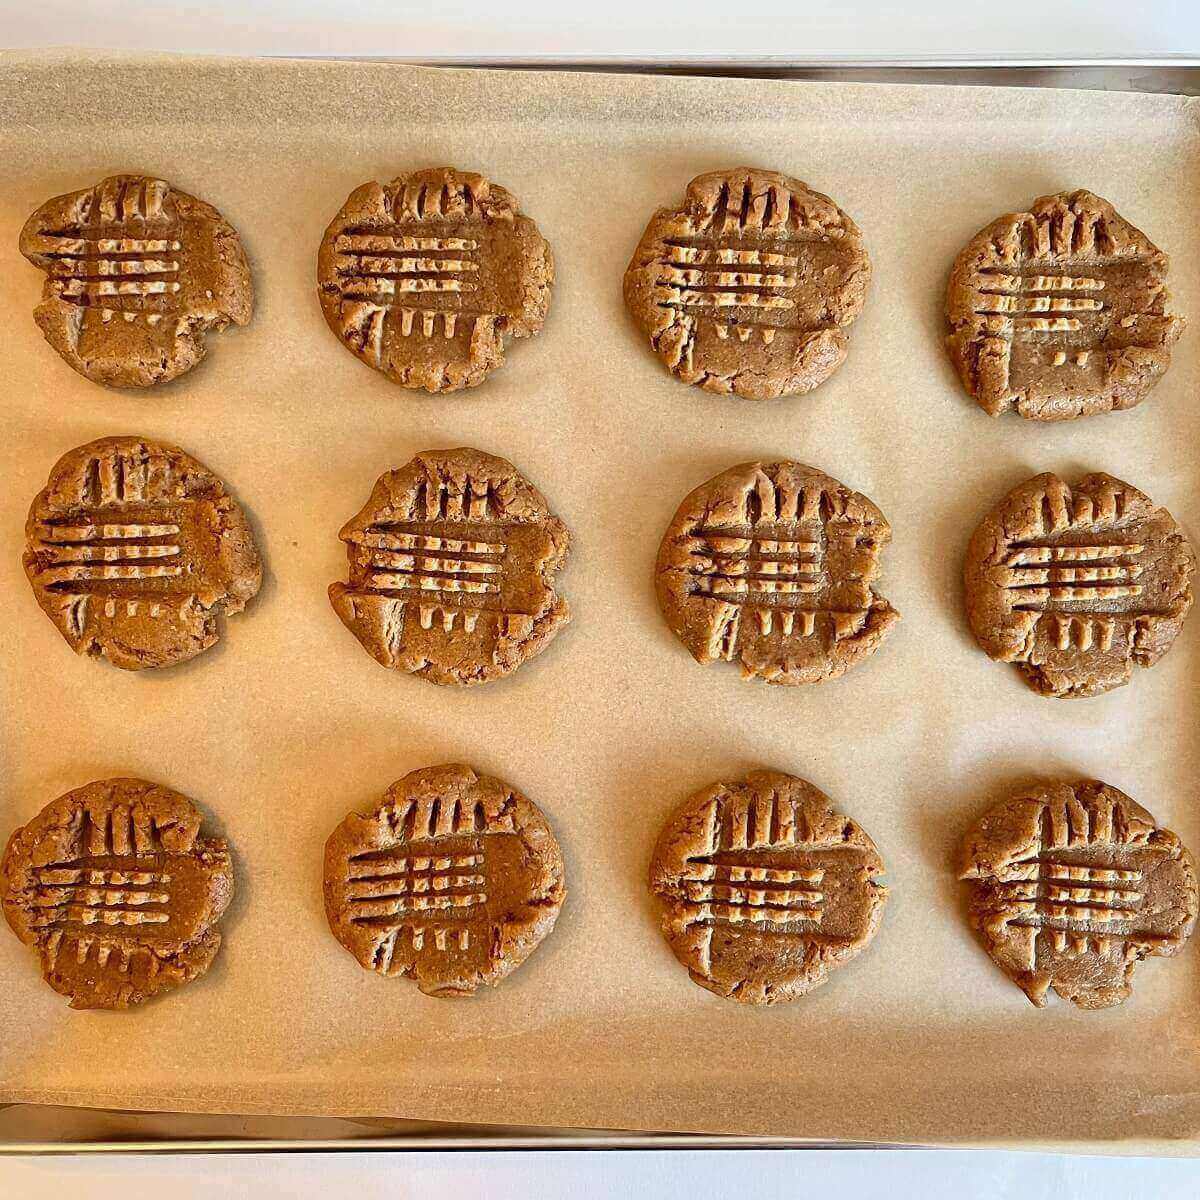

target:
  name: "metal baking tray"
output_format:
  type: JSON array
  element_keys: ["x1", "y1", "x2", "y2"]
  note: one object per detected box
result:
[{"x1": 2, "y1": 53, "x2": 1197, "y2": 1156}]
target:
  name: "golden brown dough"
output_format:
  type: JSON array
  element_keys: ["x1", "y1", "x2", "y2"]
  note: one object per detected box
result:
[
  {"x1": 945, "y1": 190, "x2": 1184, "y2": 420},
  {"x1": 960, "y1": 780, "x2": 1197, "y2": 1008},
  {"x1": 19, "y1": 174, "x2": 252, "y2": 387},
  {"x1": 623, "y1": 167, "x2": 870, "y2": 398},
  {"x1": 317, "y1": 167, "x2": 552, "y2": 392},
  {"x1": 323, "y1": 764, "x2": 565, "y2": 997},
  {"x1": 649, "y1": 769, "x2": 888, "y2": 1004}
]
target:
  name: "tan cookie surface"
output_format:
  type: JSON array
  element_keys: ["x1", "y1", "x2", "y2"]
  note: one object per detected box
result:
[
  {"x1": 20, "y1": 174, "x2": 252, "y2": 388},
  {"x1": 623, "y1": 167, "x2": 870, "y2": 399},
  {"x1": 946, "y1": 189, "x2": 1184, "y2": 420},
  {"x1": 0, "y1": 778, "x2": 234, "y2": 1010},
  {"x1": 964, "y1": 471, "x2": 1194, "y2": 698},
  {"x1": 960, "y1": 780, "x2": 1197, "y2": 1009},
  {"x1": 655, "y1": 460, "x2": 897, "y2": 684},
  {"x1": 649, "y1": 770, "x2": 887, "y2": 1004},
  {"x1": 323, "y1": 764, "x2": 565, "y2": 997},
  {"x1": 317, "y1": 167, "x2": 553, "y2": 392},
  {"x1": 24, "y1": 436, "x2": 263, "y2": 671},
  {"x1": 329, "y1": 447, "x2": 570, "y2": 685}
]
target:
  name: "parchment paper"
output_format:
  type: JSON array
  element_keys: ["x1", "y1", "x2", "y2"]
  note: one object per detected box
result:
[{"x1": 1, "y1": 51, "x2": 1199, "y2": 1149}]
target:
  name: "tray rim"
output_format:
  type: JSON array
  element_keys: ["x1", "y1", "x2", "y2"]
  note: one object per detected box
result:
[
  {"x1": 1, "y1": 50, "x2": 1198, "y2": 1157},
  {"x1": 275, "y1": 54, "x2": 1200, "y2": 66}
]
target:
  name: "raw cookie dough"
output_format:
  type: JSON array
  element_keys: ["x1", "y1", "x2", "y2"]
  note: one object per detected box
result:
[
  {"x1": 317, "y1": 167, "x2": 553, "y2": 392},
  {"x1": 623, "y1": 167, "x2": 870, "y2": 398},
  {"x1": 649, "y1": 769, "x2": 888, "y2": 1004},
  {"x1": 945, "y1": 189, "x2": 1184, "y2": 420},
  {"x1": 960, "y1": 779, "x2": 1197, "y2": 1008},
  {"x1": 323, "y1": 764, "x2": 565, "y2": 997},
  {"x1": 20, "y1": 174, "x2": 252, "y2": 387}
]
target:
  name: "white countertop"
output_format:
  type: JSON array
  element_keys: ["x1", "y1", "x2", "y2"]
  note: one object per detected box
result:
[
  {"x1": 2, "y1": 1148, "x2": 1199, "y2": 1197},
  {"x1": 1, "y1": 0, "x2": 1196, "y2": 60}
]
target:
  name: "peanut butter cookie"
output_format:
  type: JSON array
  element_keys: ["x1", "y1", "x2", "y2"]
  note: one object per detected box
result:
[
  {"x1": 24, "y1": 436, "x2": 262, "y2": 671},
  {"x1": 317, "y1": 167, "x2": 553, "y2": 391},
  {"x1": 964, "y1": 471, "x2": 1194, "y2": 698},
  {"x1": 1, "y1": 778, "x2": 234, "y2": 1010},
  {"x1": 324, "y1": 764, "x2": 565, "y2": 997},
  {"x1": 960, "y1": 780, "x2": 1197, "y2": 1008},
  {"x1": 624, "y1": 167, "x2": 870, "y2": 398},
  {"x1": 649, "y1": 769, "x2": 888, "y2": 1004},
  {"x1": 329, "y1": 448, "x2": 570, "y2": 685},
  {"x1": 656, "y1": 460, "x2": 898, "y2": 684},
  {"x1": 20, "y1": 174, "x2": 252, "y2": 387},
  {"x1": 946, "y1": 190, "x2": 1184, "y2": 420}
]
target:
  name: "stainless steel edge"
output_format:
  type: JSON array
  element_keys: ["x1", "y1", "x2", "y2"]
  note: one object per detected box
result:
[
  {"x1": 299, "y1": 54, "x2": 1200, "y2": 67},
  {"x1": 297, "y1": 56, "x2": 1200, "y2": 93},
  {"x1": 2, "y1": 54, "x2": 1197, "y2": 1156},
  {"x1": 0, "y1": 1102, "x2": 916, "y2": 1153}
]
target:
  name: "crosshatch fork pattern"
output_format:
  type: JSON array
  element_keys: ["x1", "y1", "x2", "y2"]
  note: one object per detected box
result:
[
  {"x1": 328, "y1": 449, "x2": 570, "y2": 685},
  {"x1": 650, "y1": 771, "x2": 889, "y2": 1006},
  {"x1": 0, "y1": 780, "x2": 235, "y2": 1009},
  {"x1": 623, "y1": 167, "x2": 871, "y2": 399},
  {"x1": 22, "y1": 436, "x2": 262, "y2": 671},
  {"x1": 323, "y1": 766, "x2": 565, "y2": 996},
  {"x1": 331, "y1": 786, "x2": 500, "y2": 974},
  {"x1": 657, "y1": 461, "x2": 897, "y2": 684},
  {"x1": 946, "y1": 188, "x2": 1185, "y2": 419},
  {"x1": 19, "y1": 170, "x2": 255, "y2": 389},
  {"x1": 340, "y1": 479, "x2": 532, "y2": 640},
  {"x1": 962, "y1": 781, "x2": 1198, "y2": 1011},
  {"x1": 34, "y1": 176, "x2": 184, "y2": 330},
  {"x1": 684, "y1": 476, "x2": 866, "y2": 637},
  {"x1": 24, "y1": 802, "x2": 178, "y2": 947},
  {"x1": 965, "y1": 471, "x2": 1195, "y2": 697},
  {"x1": 317, "y1": 168, "x2": 552, "y2": 393},
  {"x1": 332, "y1": 226, "x2": 489, "y2": 364}
]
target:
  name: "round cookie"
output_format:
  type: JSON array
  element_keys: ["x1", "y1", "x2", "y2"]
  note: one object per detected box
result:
[
  {"x1": 649, "y1": 770, "x2": 888, "y2": 1004},
  {"x1": 0, "y1": 778, "x2": 234, "y2": 1010},
  {"x1": 24, "y1": 436, "x2": 263, "y2": 671},
  {"x1": 19, "y1": 174, "x2": 252, "y2": 388},
  {"x1": 963, "y1": 471, "x2": 1194, "y2": 699},
  {"x1": 329, "y1": 447, "x2": 570, "y2": 685},
  {"x1": 655, "y1": 460, "x2": 898, "y2": 684},
  {"x1": 317, "y1": 167, "x2": 553, "y2": 392},
  {"x1": 323, "y1": 764, "x2": 566, "y2": 997},
  {"x1": 959, "y1": 780, "x2": 1197, "y2": 1009},
  {"x1": 623, "y1": 167, "x2": 871, "y2": 399},
  {"x1": 946, "y1": 189, "x2": 1184, "y2": 421}
]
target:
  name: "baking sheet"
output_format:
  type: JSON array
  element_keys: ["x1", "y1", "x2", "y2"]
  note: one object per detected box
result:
[{"x1": 1, "y1": 50, "x2": 1199, "y2": 1149}]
